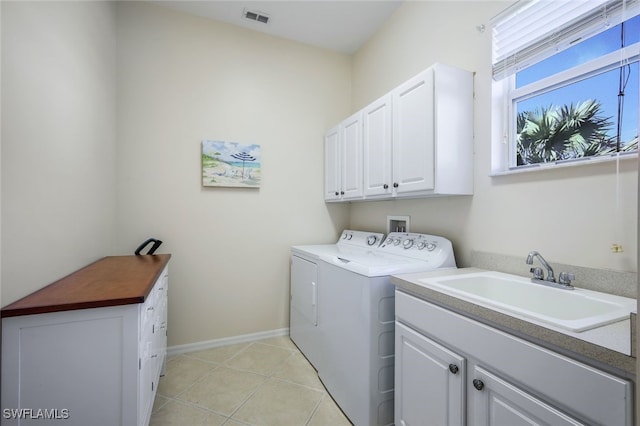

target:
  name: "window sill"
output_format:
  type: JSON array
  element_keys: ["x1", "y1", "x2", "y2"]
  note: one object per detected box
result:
[{"x1": 490, "y1": 152, "x2": 638, "y2": 177}]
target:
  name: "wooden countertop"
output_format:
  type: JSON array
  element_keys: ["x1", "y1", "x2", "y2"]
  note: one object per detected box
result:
[{"x1": 1, "y1": 254, "x2": 172, "y2": 318}]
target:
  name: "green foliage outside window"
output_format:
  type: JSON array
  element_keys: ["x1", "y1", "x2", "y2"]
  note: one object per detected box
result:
[{"x1": 516, "y1": 99, "x2": 639, "y2": 166}]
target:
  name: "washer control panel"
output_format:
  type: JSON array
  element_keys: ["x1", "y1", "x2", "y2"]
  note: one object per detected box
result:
[
  {"x1": 337, "y1": 230, "x2": 385, "y2": 248},
  {"x1": 380, "y1": 232, "x2": 453, "y2": 261}
]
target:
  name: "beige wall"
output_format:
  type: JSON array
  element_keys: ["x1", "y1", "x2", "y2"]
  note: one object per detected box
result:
[
  {"x1": 349, "y1": 1, "x2": 638, "y2": 273},
  {"x1": 1, "y1": 1, "x2": 118, "y2": 304},
  {"x1": 115, "y1": 2, "x2": 350, "y2": 346},
  {"x1": 2, "y1": 0, "x2": 636, "y2": 350}
]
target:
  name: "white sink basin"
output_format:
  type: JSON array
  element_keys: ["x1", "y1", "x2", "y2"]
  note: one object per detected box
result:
[{"x1": 418, "y1": 271, "x2": 636, "y2": 332}]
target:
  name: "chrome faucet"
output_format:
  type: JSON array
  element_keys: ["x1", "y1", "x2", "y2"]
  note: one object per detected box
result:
[
  {"x1": 526, "y1": 251, "x2": 555, "y2": 282},
  {"x1": 525, "y1": 251, "x2": 575, "y2": 290}
]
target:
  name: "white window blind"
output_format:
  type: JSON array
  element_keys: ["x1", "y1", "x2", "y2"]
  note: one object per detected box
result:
[{"x1": 491, "y1": 0, "x2": 640, "y2": 80}]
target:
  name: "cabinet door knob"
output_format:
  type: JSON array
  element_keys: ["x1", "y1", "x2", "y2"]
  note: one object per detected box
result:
[
  {"x1": 393, "y1": 182, "x2": 399, "y2": 188},
  {"x1": 448, "y1": 364, "x2": 459, "y2": 374},
  {"x1": 383, "y1": 184, "x2": 389, "y2": 189},
  {"x1": 340, "y1": 191, "x2": 345, "y2": 195},
  {"x1": 473, "y1": 379, "x2": 484, "y2": 391},
  {"x1": 335, "y1": 191, "x2": 339, "y2": 196}
]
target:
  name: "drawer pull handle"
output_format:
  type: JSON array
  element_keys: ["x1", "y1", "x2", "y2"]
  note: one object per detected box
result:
[
  {"x1": 448, "y1": 364, "x2": 459, "y2": 374},
  {"x1": 473, "y1": 379, "x2": 484, "y2": 391}
]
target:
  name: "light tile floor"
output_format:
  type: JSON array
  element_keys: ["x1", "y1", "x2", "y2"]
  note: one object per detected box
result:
[{"x1": 150, "y1": 336, "x2": 353, "y2": 426}]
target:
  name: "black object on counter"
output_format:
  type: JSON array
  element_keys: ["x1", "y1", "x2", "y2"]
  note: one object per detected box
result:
[{"x1": 134, "y1": 238, "x2": 163, "y2": 255}]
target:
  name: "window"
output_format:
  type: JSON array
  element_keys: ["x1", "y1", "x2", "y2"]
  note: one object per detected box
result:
[{"x1": 491, "y1": 0, "x2": 640, "y2": 173}]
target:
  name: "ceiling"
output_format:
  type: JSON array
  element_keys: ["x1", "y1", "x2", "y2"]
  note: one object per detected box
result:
[{"x1": 151, "y1": 1, "x2": 404, "y2": 54}]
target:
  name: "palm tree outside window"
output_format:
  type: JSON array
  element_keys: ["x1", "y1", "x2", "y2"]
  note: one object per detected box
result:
[{"x1": 491, "y1": 0, "x2": 640, "y2": 172}]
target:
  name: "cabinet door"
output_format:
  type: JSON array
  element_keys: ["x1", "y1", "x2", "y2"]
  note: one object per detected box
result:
[
  {"x1": 1, "y1": 306, "x2": 139, "y2": 426},
  {"x1": 392, "y1": 68, "x2": 435, "y2": 195},
  {"x1": 324, "y1": 125, "x2": 341, "y2": 201},
  {"x1": 363, "y1": 94, "x2": 393, "y2": 197},
  {"x1": 469, "y1": 366, "x2": 585, "y2": 426},
  {"x1": 395, "y1": 322, "x2": 465, "y2": 426},
  {"x1": 340, "y1": 112, "x2": 364, "y2": 200}
]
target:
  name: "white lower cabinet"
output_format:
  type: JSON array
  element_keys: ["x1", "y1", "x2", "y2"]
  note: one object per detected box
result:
[
  {"x1": 138, "y1": 267, "x2": 169, "y2": 425},
  {"x1": 395, "y1": 290, "x2": 633, "y2": 426},
  {"x1": 470, "y1": 366, "x2": 584, "y2": 426},
  {"x1": 1, "y1": 265, "x2": 169, "y2": 426},
  {"x1": 396, "y1": 322, "x2": 465, "y2": 426}
]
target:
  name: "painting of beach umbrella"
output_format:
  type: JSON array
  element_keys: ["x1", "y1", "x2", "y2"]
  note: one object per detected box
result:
[
  {"x1": 201, "y1": 140, "x2": 261, "y2": 188},
  {"x1": 231, "y1": 151, "x2": 256, "y2": 179}
]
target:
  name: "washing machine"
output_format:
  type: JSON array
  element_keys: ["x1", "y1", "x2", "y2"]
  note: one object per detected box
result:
[
  {"x1": 290, "y1": 230, "x2": 384, "y2": 370},
  {"x1": 290, "y1": 231, "x2": 456, "y2": 426}
]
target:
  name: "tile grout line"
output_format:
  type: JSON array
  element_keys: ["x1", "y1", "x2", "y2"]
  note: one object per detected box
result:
[
  {"x1": 223, "y1": 342, "x2": 303, "y2": 424},
  {"x1": 154, "y1": 356, "x2": 242, "y2": 422},
  {"x1": 166, "y1": 341, "x2": 297, "y2": 424},
  {"x1": 304, "y1": 392, "x2": 328, "y2": 426},
  {"x1": 152, "y1": 337, "x2": 349, "y2": 425}
]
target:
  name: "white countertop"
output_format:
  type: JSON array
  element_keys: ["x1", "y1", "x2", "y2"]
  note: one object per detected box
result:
[{"x1": 392, "y1": 267, "x2": 636, "y2": 378}]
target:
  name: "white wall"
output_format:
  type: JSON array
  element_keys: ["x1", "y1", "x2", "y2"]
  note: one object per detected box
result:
[
  {"x1": 1, "y1": 2, "x2": 118, "y2": 305},
  {"x1": 115, "y1": 2, "x2": 350, "y2": 346},
  {"x1": 349, "y1": 1, "x2": 638, "y2": 273}
]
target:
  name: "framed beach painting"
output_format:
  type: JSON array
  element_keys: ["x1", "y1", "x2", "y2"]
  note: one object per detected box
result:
[{"x1": 202, "y1": 140, "x2": 261, "y2": 188}]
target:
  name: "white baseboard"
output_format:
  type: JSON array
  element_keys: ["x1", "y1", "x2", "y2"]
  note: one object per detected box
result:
[{"x1": 167, "y1": 327, "x2": 290, "y2": 357}]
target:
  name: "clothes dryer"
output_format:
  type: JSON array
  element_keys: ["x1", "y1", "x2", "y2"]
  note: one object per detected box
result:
[{"x1": 290, "y1": 230, "x2": 384, "y2": 370}]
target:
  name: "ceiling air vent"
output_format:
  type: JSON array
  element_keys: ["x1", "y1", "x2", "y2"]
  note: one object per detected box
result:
[{"x1": 243, "y1": 9, "x2": 270, "y2": 24}]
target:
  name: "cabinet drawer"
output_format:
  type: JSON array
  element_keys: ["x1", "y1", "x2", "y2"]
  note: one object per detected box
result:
[
  {"x1": 140, "y1": 268, "x2": 168, "y2": 335},
  {"x1": 396, "y1": 290, "x2": 633, "y2": 426}
]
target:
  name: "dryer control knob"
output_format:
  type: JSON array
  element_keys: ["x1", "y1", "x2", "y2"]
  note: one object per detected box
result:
[
  {"x1": 384, "y1": 238, "x2": 393, "y2": 245},
  {"x1": 367, "y1": 236, "x2": 378, "y2": 246},
  {"x1": 403, "y1": 239, "x2": 414, "y2": 249},
  {"x1": 426, "y1": 243, "x2": 437, "y2": 251},
  {"x1": 417, "y1": 241, "x2": 427, "y2": 250},
  {"x1": 393, "y1": 239, "x2": 401, "y2": 246}
]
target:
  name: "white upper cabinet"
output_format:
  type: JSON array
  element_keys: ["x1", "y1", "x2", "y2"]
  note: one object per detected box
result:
[
  {"x1": 326, "y1": 62, "x2": 474, "y2": 202},
  {"x1": 363, "y1": 94, "x2": 393, "y2": 197},
  {"x1": 392, "y1": 67, "x2": 436, "y2": 196},
  {"x1": 341, "y1": 112, "x2": 364, "y2": 200},
  {"x1": 324, "y1": 125, "x2": 341, "y2": 201},
  {"x1": 387, "y1": 63, "x2": 474, "y2": 198},
  {"x1": 324, "y1": 111, "x2": 364, "y2": 201}
]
